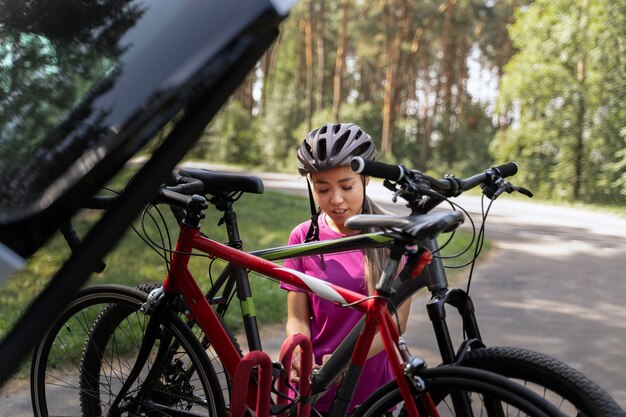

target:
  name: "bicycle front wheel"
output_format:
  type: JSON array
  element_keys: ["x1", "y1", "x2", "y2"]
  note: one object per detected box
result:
[
  {"x1": 351, "y1": 366, "x2": 565, "y2": 417},
  {"x1": 461, "y1": 346, "x2": 625, "y2": 417},
  {"x1": 30, "y1": 285, "x2": 224, "y2": 417}
]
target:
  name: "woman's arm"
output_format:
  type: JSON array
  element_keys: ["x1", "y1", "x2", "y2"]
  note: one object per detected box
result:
[
  {"x1": 286, "y1": 291, "x2": 311, "y2": 338},
  {"x1": 365, "y1": 297, "x2": 411, "y2": 360}
]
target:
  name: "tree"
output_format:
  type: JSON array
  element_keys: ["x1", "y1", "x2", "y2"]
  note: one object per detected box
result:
[
  {"x1": 195, "y1": 0, "x2": 533, "y2": 187},
  {"x1": 492, "y1": 0, "x2": 625, "y2": 204}
]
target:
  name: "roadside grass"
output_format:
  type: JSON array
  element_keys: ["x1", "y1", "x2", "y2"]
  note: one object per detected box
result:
[{"x1": 0, "y1": 175, "x2": 488, "y2": 372}]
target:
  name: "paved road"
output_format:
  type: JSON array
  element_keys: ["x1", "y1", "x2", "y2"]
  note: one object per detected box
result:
[
  {"x1": 221, "y1": 165, "x2": 626, "y2": 409},
  {"x1": 3, "y1": 163, "x2": 625, "y2": 414}
]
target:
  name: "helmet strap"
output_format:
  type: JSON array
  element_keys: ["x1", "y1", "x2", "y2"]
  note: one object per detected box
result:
[{"x1": 304, "y1": 177, "x2": 325, "y2": 269}]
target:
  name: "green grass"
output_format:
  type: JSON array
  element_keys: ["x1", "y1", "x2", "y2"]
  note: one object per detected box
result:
[
  {"x1": 0, "y1": 177, "x2": 489, "y2": 374},
  {"x1": 0, "y1": 189, "x2": 310, "y2": 338}
]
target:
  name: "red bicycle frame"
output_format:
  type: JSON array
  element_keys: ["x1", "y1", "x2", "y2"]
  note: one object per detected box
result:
[{"x1": 162, "y1": 220, "x2": 435, "y2": 417}]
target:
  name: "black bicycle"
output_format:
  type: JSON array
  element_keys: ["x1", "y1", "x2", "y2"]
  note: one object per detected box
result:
[{"x1": 30, "y1": 162, "x2": 625, "y2": 416}]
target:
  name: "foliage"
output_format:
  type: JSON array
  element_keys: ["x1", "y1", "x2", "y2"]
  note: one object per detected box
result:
[
  {"x1": 492, "y1": 0, "x2": 625, "y2": 205},
  {"x1": 191, "y1": 100, "x2": 262, "y2": 165},
  {"x1": 195, "y1": 1, "x2": 513, "y2": 176},
  {"x1": 0, "y1": 0, "x2": 143, "y2": 177},
  {"x1": 186, "y1": 0, "x2": 622, "y2": 207}
]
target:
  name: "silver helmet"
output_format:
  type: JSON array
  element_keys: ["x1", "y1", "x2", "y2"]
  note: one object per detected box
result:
[{"x1": 297, "y1": 123, "x2": 376, "y2": 176}]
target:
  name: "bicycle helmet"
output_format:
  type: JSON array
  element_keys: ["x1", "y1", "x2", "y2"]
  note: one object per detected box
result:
[{"x1": 297, "y1": 123, "x2": 376, "y2": 176}]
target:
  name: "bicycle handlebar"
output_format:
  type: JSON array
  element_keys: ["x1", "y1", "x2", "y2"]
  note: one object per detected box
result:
[
  {"x1": 350, "y1": 157, "x2": 528, "y2": 205},
  {"x1": 351, "y1": 157, "x2": 518, "y2": 195}
]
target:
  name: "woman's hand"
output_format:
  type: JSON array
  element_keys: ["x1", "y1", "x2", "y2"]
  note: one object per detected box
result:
[
  {"x1": 290, "y1": 349, "x2": 302, "y2": 384},
  {"x1": 292, "y1": 353, "x2": 336, "y2": 384},
  {"x1": 310, "y1": 354, "x2": 346, "y2": 386}
]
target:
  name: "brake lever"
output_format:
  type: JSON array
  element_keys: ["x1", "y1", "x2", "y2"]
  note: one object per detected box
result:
[
  {"x1": 515, "y1": 186, "x2": 534, "y2": 198},
  {"x1": 384, "y1": 177, "x2": 444, "y2": 205},
  {"x1": 487, "y1": 179, "x2": 534, "y2": 200}
]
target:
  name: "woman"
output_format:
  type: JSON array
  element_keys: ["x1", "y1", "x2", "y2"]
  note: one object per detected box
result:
[{"x1": 280, "y1": 123, "x2": 411, "y2": 414}]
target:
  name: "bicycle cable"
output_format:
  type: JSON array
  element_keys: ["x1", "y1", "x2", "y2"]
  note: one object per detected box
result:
[
  {"x1": 140, "y1": 204, "x2": 173, "y2": 270},
  {"x1": 339, "y1": 295, "x2": 402, "y2": 334},
  {"x1": 463, "y1": 193, "x2": 495, "y2": 296},
  {"x1": 431, "y1": 199, "x2": 477, "y2": 260}
]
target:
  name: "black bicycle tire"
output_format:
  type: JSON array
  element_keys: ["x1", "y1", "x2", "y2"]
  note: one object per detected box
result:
[
  {"x1": 461, "y1": 346, "x2": 625, "y2": 417},
  {"x1": 134, "y1": 282, "x2": 244, "y2": 407},
  {"x1": 351, "y1": 366, "x2": 565, "y2": 417},
  {"x1": 79, "y1": 287, "x2": 224, "y2": 416},
  {"x1": 30, "y1": 285, "x2": 224, "y2": 417},
  {"x1": 30, "y1": 285, "x2": 147, "y2": 417}
]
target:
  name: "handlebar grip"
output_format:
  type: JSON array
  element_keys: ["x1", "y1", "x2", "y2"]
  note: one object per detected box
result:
[
  {"x1": 350, "y1": 157, "x2": 403, "y2": 181},
  {"x1": 167, "y1": 178, "x2": 205, "y2": 195},
  {"x1": 492, "y1": 162, "x2": 518, "y2": 178},
  {"x1": 83, "y1": 195, "x2": 118, "y2": 210},
  {"x1": 158, "y1": 188, "x2": 193, "y2": 208}
]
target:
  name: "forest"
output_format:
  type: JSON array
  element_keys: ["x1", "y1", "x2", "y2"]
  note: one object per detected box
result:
[{"x1": 193, "y1": 0, "x2": 625, "y2": 206}]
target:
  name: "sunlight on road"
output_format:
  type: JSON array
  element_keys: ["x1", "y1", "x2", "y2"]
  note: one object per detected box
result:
[
  {"x1": 493, "y1": 299, "x2": 626, "y2": 329},
  {"x1": 496, "y1": 239, "x2": 621, "y2": 259}
]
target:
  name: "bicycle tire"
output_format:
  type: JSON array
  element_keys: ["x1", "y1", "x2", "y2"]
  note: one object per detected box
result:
[
  {"x1": 30, "y1": 285, "x2": 225, "y2": 417},
  {"x1": 460, "y1": 346, "x2": 625, "y2": 417},
  {"x1": 134, "y1": 282, "x2": 243, "y2": 408},
  {"x1": 351, "y1": 366, "x2": 565, "y2": 417}
]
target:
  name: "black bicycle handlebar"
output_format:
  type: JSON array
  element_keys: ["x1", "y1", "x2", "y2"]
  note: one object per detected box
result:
[
  {"x1": 350, "y1": 157, "x2": 521, "y2": 198},
  {"x1": 350, "y1": 158, "x2": 404, "y2": 182}
]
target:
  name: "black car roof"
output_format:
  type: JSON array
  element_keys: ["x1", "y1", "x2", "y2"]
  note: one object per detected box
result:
[{"x1": 0, "y1": 0, "x2": 290, "y2": 257}]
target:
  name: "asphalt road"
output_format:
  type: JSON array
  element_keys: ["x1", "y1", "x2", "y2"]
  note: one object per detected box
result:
[
  {"x1": 228, "y1": 165, "x2": 626, "y2": 409},
  {"x1": 2, "y1": 163, "x2": 625, "y2": 414}
]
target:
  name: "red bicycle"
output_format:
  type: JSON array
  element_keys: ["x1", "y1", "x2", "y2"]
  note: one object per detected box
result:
[{"x1": 29, "y1": 167, "x2": 565, "y2": 417}]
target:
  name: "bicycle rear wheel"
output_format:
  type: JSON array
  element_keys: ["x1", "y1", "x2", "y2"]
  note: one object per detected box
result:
[
  {"x1": 134, "y1": 282, "x2": 243, "y2": 408},
  {"x1": 351, "y1": 366, "x2": 565, "y2": 417},
  {"x1": 461, "y1": 346, "x2": 625, "y2": 417},
  {"x1": 30, "y1": 285, "x2": 224, "y2": 417}
]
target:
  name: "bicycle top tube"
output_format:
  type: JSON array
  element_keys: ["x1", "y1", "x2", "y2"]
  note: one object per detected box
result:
[
  {"x1": 177, "y1": 225, "x2": 373, "y2": 310},
  {"x1": 170, "y1": 210, "x2": 460, "y2": 308},
  {"x1": 250, "y1": 230, "x2": 393, "y2": 261}
]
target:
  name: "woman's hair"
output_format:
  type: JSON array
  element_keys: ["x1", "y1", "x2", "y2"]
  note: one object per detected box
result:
[{"x1": 363, "y1": 196, "x2": 392, "y2": 295}]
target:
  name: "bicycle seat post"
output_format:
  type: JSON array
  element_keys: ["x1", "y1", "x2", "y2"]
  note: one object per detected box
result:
[
  {"x1": 376, "y1": 240, "x2": 406, "y2": 295},
  {"x1": 212, "y1": 195, "x2": 243, "y2": 250},
  {"x1": 211, "y1": 192, "x2": 263, "y2": 351}
]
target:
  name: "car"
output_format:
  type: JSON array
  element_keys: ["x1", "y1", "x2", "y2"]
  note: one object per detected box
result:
[{"x1": 0, "y1": 0, "x2": 294, "y2": 384}]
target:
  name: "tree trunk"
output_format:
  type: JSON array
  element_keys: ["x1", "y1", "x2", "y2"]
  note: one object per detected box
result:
[
  {"x1": 233, "y1": 72, "x2": 255, "y2": 115},
  {"x1": 573, "y1": 0, "x2": 589, "y2": 200},
  {"x1": 332, "y1": 0, "x2": 349, "y2": 121},
  {"x1": 439, "y1": 0, "x2": 457, "y2": 167},
  {"x1": 293, "y1": 19, "x2": 306, "y2": 128},
  {"x1": 260, "y1": 34, "x2": 281, "y2": 116},
  {"x1": 304, "y1": 0, "x2": 314, "y2": 132},
  {"x1": 381, "y1": 0, "x2": 404, "y2": 156},
  {"x1": 316, "y1": 0, "x2": 325, "y2": 113}
]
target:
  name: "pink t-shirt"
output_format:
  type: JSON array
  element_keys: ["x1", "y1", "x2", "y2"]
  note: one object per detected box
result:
[{"x1": 280, "y1": 214, "x2": 392, "y2": 413}]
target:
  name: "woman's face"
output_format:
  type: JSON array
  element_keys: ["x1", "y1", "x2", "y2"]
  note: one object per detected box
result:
[{"x1": 310, "y1": 166, "x2": 368, "y2": 235}]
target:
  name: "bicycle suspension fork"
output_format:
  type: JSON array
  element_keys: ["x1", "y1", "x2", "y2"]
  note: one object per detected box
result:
[{"x1": 422, "y1": 238, "x2": 482, "y2": 365}]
